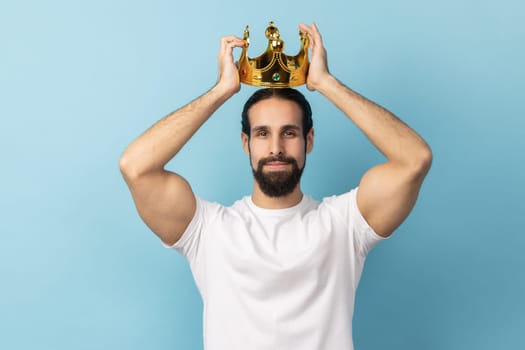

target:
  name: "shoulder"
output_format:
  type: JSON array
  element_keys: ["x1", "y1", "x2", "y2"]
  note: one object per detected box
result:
[
  {"x1": 317, "y1": 188, "x2": 377, "y2": 233},
  {"x1": 165, "y1": 196, "x2": 232, "y2": 251},
  {"x1": 320, "y1": 188, "x2": 387, "y2": 254},
  {"x1": 317, "y1": 188, "x2": 359, "y2": 218},
  {"x1": 195, "y1": 195, "x2": 252, "y2": 224},
  {"x1": 193, "y1": 196, "x2": 224, "y2": 217}
]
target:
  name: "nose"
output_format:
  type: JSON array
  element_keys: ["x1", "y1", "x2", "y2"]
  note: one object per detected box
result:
[{"x1": 269, "y1": 134, "x2": 284, "y2": 155}]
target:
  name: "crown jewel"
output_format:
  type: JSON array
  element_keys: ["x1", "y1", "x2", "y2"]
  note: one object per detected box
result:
[{"x1": 239, "y1": 21, "x2": 309, "y2": 88}]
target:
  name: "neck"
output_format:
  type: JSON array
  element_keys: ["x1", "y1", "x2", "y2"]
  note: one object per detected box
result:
[{"x1": 251, "y1": 184, "x2": 304, "y2": 209}]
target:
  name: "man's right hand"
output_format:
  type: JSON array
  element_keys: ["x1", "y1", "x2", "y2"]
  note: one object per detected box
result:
[{"x1": 216, "y1": 35, "x2": 245, "y2": 95}]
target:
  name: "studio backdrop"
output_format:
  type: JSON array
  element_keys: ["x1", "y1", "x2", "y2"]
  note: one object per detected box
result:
[{"x1": 1, "y1": 0, "x2": 524, "y2": 349}]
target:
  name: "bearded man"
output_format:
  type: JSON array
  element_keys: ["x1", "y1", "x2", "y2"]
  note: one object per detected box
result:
[{"x1": 120, "y1": 22, "x2": 432, "y2": 350}]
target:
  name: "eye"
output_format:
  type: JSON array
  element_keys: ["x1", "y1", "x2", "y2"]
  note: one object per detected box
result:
[
  {"x1": 283, "y1": 129, "x2": 297, "y2": 137},
  {"x1": 256, "y1": 130, "x2": 268, "y2": 137}
]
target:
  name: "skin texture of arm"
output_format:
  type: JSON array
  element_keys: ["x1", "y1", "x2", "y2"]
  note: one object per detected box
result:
[
  {"x1": 119, "y1": 36, "x2": 245, "y2": 246},
  {"x1": 299, "y1": 23, "x2": 433, "y2": 237}
]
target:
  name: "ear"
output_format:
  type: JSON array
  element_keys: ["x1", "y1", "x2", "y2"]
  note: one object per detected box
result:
[
  {"x1": 306, "y1": 128, "x2": 314, "y2": 154},
  {"x1": 241, "y1": 132, "x2": 250, "y2": 155}
]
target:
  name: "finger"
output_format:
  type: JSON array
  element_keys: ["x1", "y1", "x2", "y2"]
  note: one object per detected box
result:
[
  {"x1": 298, "y1": 23, "x2": 312, "y2": 37},
  {"x1": 299, "y1": 23, "x2": 320, "y2": 48},
  {"x1": 311, "y1": 22, "x2": 321, "y2": 36},
  {"x1": 221, "y1": 35, "x2": 242, "y2": 44},
  {"x1": 309, "y1": 22, "x2": 323, "y2": 46},
  {"x1": 220, "y1": 36, "x2": 246, "y2": 52}
]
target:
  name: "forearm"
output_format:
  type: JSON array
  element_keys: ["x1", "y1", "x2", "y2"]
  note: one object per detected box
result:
[
  {"x1": 317, "y1": 76, "x2": 432, "y2": 170},
  {"x1": 120, "y1": 84, "x2": 234, "y2": 178}
]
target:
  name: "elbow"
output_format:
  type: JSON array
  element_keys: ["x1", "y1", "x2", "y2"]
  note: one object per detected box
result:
[
  {"x1": 119, "y1": 150, "x2": 161, "y2": 183},
  {"x1": 412, "y1": 145, "x2": 433, "y2": 179},
  {"x1": 395, "y1": 144, "x2": 432, "y2": 180},
  {"x1": 119, "y1": 152, "x2": 140, "y2": 181}
]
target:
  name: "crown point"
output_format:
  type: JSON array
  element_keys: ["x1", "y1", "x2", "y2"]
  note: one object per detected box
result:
[{"x1": 265, "y1": 23, "x2": 280, "y2": 40}]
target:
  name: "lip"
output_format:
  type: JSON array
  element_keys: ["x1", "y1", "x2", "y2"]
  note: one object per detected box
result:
[{"x1": 263, "y1": 161, "x2": 290, "y2": 170}]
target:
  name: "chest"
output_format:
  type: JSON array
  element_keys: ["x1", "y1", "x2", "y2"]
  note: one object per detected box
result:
[{"x1": 200, "y1": 212, "x2": 353, "y2": 294}]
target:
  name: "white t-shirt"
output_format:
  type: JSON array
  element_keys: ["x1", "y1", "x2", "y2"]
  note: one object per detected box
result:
[{"x1": 166, "y1": 188, "x2": 385, "y2": 350}]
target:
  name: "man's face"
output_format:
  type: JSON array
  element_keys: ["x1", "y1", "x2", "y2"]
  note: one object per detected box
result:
[{"x1": 241, "y1": 97, "x2": 314, "y2": 197}]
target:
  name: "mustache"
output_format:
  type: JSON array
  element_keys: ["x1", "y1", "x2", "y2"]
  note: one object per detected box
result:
[{"x1": 258, "y1": 155, "x2": 296, "y2": 166}]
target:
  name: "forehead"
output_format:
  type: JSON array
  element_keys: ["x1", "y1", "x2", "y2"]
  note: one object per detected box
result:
[{"x1": 248, "y1": 97, "x2": 303, "y2": 129}]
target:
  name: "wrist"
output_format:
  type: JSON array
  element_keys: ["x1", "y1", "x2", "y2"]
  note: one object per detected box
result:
[
  {"x1": 212, "y1": 81, "x2": 239, "y2": 101},
  {"x1": 313, "y1": 74, "x2": 340, "y2": 95}
]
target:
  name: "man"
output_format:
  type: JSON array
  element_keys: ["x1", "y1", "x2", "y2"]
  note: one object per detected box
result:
[{"x1": 120, "y1": 22, "x2": 432, "y2": 350}]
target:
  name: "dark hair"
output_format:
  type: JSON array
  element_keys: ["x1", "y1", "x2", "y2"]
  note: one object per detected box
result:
[{"x1": 241, "y1": 88, "x2": 313, "y2": 139}]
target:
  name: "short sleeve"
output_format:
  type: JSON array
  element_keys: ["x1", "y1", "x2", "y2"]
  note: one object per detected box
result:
[
  {"x1": 162, "y1": 196, "x2": 208, "y2": 266},
  {"x1": 348, "y1": 187, "x2": 387, "y2": 256},
  {"x1": 323, "y1": 187, "x2": 387, "y2": 257}
]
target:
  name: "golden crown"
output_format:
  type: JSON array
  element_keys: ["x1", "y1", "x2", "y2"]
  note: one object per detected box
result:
[{"x1": 239, "y1": 21, "x2": 309, "y2": 88}]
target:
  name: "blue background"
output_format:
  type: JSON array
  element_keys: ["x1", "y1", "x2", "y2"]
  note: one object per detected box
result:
[{"x1": 1, "y1": 0, "x2": 524, "y2": 349}]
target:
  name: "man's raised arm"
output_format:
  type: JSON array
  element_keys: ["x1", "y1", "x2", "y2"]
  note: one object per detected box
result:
[
  {"x1": 119, "y1": 36, "x2": 245, "y2": 246},
  {"x1": 300, "y1": 23, "x2": 432, "y2": 238}
]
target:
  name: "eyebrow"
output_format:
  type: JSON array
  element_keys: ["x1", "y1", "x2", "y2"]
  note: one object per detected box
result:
[{"x1": 251, "y1": 124, "x2": 301, "y2": 133}]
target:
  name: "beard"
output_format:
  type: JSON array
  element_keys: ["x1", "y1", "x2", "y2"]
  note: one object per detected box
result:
[{"x1": 251, "y1": 155, "x2": 304, "y2": 197}]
